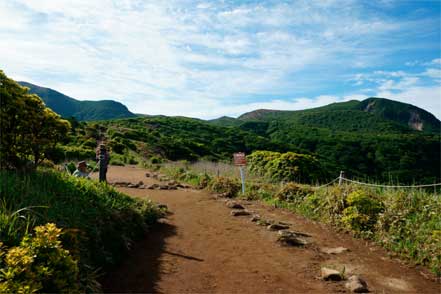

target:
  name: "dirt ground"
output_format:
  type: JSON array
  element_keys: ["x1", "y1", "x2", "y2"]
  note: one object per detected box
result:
[{"x1": 100, "y1": 165, "x2": 440, "y2": 293}]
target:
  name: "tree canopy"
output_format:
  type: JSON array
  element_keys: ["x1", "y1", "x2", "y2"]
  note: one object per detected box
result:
[{"x1": 0, "y1": 71, "x2": 70, "y2": 169}]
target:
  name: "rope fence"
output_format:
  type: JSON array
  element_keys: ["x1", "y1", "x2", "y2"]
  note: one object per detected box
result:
[
  {"x1": 314, "y1": 177, "x2": 340, "y2": 189},
  {"x1": 315, "y1": 170, "x2": 441, "y2": 189},
  {"x1": 340, "y1": 177, "x2": 441, "y2": 188}
]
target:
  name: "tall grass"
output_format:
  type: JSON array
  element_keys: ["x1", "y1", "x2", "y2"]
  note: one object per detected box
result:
[{"x1": 0, "y1": 169, "x2": 164, "y2": 291}]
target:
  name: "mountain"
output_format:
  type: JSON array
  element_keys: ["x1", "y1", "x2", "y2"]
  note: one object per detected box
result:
[
  {"x1": 356, "y1": 97, "x2": 440, "y2": 133},
  {"x1": 19, "y1": 82, "x2": 136, "y2": 121},
  {"x1": 210, "y1": 98, "x2": 440, "y2": 134}
]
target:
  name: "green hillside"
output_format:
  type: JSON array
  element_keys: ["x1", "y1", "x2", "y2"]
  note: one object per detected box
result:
[
  {"x1": 98, "y1": 116, "x2": 289, "y2": 162},
  {"x1": 229, "y1": 98, "x2": 440, "y2": 134},
  {"x1": 19, "y1": 82, "x2": 136, "y2": 121},
  {"x1": 357, "y1": 97, "x2": 441, "y2": 133}
]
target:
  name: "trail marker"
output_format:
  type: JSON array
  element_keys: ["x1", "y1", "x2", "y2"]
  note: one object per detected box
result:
[{"x1": 233, "y1": 152, "x2": 247, "y2": 194}]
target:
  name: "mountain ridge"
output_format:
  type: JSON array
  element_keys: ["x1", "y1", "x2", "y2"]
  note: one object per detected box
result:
[
  {"x1": 211, "y1": 97, "x2": 440, "y2": 134},
  {"x1": 19, "y1": 81, "x2": 440, "y2": 133},
  {"x1": 19, "y1": 81, "x2": 136, "y2": 121}
]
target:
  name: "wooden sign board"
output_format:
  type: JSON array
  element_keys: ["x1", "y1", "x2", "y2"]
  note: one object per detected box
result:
[{"x1": 233, "y1": 152, "x2": 247, "y2": 166}]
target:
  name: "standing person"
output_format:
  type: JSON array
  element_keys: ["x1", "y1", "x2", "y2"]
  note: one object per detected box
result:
[
  {"x1": 96, "y1": 143, "x2": 109, "y2": 182},
  {"x1": 72, "y1": 161, "x2": 90, "y2": 178}
]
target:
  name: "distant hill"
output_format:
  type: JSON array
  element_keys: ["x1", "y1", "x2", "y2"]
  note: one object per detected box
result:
[
  {"x1": 210, "y1": 98, "x2": 440, "y2": 134},
  {"x1": 19, "y1": 82, "x2": 136, "y2": 121},
  {"x1": 207, "y1": 116, "x2": 240, "y2": 127}
]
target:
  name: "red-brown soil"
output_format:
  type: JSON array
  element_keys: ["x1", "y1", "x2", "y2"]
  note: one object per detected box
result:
[{"x1": 100, "y1": 165, "x2": 440, "y2": 293}]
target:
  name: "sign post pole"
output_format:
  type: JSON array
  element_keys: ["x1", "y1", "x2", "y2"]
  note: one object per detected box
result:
[
  {"x1": 233, "y1": 152, "x2": 247, "y2": 195},
  {"x1": 239, "y1": 166, "x2": 245, "y2": 194}
]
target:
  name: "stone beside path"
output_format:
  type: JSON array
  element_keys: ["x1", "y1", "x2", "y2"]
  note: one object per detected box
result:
[
  {"x1": 320, "y1": 267, "x2": 343, "y2": 281},
  {"x1": 345, "y1": 275, "x2": 369, "y2": 293},
  {"x1": 321, "y1": 247, "x2": 349, "y2": 255}
]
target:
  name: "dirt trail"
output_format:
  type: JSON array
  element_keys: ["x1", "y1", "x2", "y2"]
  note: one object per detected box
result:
[{"x1": 100, "y1": 166, "x2": 440, "y2": 293}]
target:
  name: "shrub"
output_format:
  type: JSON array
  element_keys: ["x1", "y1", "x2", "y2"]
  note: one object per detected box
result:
[
  {"x1": 247, "y1": 150, "x2": 325, "y2": 183},
  {"x1": 275, "y1": 183, "x2": 312, "y2": 202},
  {"x1": 341, "y1": 190, "x2": 384, "y2": 234},
  {"x1": 109, "y1": 155, "x2": 125, "y2": 166},
  {"x1": 65, "y1": 162, "x2": 76, "y2": 174},
  {"x1": 150, "y1": 156, "x2": 163, "y2": 164},
  {"x1": 60, "y1": 146, "x2": 96, "y2": 161},
  {"x1": 197, "y1": 173, "x2": 212, "y2": 189},
  {"x1": 242, "y1": 183, "x2": 274, "y2": 201},
  {"x1": 108, "y1": 140, "x2": 125, "y2": 154},
  {"x1": 39, "y1": 159, "x2": 56, "y2": 169},
  {"x1": 81, "y1": 138, "x2": 97, "y2": 149},
  {"x1": 128, "y1": 157, "x2": 138, "y2": 165},
  {"x1": 209, "y1": 176, "x2": 241, "y2": 197},
  {"x1": 0, "y1": 223, "x2": 79, "y2": 293}
]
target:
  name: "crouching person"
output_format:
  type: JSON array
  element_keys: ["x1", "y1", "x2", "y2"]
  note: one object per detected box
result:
[{"x1": 73, "y1": 161, "x2": 90, "y2": 178}]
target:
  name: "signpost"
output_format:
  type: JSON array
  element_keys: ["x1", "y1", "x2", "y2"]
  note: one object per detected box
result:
[{"x1": 233, "y1": 152, "x2": 247, "y2": 194}]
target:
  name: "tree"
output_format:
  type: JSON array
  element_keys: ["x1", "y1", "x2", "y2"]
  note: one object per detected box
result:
[{"x1": 0, "y1": 71, "x2": 70, "y2": 169}]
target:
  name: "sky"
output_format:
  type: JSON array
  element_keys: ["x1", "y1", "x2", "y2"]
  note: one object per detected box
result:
[{"x1": 1, "y1": 0, "x2": 440, "y2": 119}]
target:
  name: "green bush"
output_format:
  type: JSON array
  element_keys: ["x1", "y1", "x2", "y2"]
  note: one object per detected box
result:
[
  {"x1": 247, "y1": 151, "x2": 325, "y2": 183},
  {"x1": 0, "y1": 223, "x2": 79, "y2": 293},
  {"x1": 275, "y1": 183, "x2": 312, "y2": 202},
  {"x1": 209, "y1": 176, "x2": 240, "y2": 197},
  {"x1": 341, "y1": 190, "x2": 384, "y2": 234},
  {"x1": 242, "y1": 183, "x2": 274, "y2": 201},
  {"x1": 81, "y1": 138, "x2": 97, "y2": 149},
  {"x1": 65, "y1": 162, "x2": 76, "y2": 174},
  {"x1": 39, "y1": 159, "x2": 56, "y2": 169},
  {"x1": 108, "y1": 140, "x2": 125, "y2": 154},
  {"x1": 59, "y1": 146, "x2": 96, "y2": 161},
  {"x1": 150, "y1": 156, "x2": 163, "y2": 164},
  {"x1": 109, "y1": 154, "x2": 125, "y2": 166}
]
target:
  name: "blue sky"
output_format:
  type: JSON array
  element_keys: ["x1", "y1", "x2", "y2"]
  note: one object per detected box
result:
[{"x1": 1, "y1": 0, "x2": 440, "y2": 119}]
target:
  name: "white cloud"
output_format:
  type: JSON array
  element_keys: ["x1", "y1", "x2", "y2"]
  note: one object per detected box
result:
[
  {"x1": 376, "y1": 86, "x2": 441, "y2": 119},
  {"x1": 0, "y1": 0, "x2": 439, "y2": 119},
  {"x1": 423, "y1": 68, "x2": 441, "y2": 79},
  {"x1": 428, "y1": 58, "x2": 441, "y2": 66}
]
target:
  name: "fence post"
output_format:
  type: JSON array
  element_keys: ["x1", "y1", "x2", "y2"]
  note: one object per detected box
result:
[{"x1": 338, "y1": 171, "x2": 345, "y2": 186}]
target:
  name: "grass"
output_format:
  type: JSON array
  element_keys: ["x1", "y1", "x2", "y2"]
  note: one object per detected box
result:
[{"x1": 0, "y1": 168, "x2": 165, "y2": 291}]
